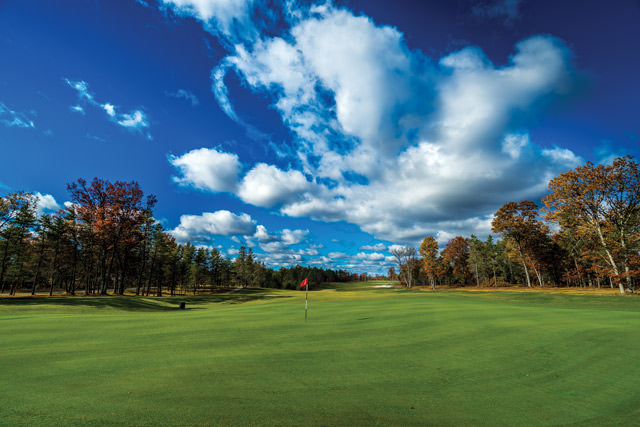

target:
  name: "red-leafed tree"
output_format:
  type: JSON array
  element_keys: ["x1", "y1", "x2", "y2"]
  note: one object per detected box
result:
[
  {"x1": 441, "y1": 236, "x2": 470, "y2": 285},
  {"x1": 544, "y1": 156, "x2": 640, "y2": 294},
  {"x1": 67, "y1": 178, "x2": 155, "y2": 295}
]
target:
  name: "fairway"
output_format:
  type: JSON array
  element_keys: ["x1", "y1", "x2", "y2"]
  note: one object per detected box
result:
[{"x1": 2, "y1": 285, "x2": 640, "y2": 426}]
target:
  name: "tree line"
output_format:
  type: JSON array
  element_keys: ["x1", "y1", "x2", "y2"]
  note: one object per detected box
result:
[
  {"x1": 390, "y1": 156, "x2": 640, "y2": 294},
  {"x1": 0, "y1": 178, "x2": 355, "y2": 296},
  {"x1": 3, "y1": 156, "x2": 639, "y2": 296}
]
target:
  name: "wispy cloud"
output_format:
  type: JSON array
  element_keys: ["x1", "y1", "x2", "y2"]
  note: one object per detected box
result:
[
  {"x1": 0, "y1": 102, "x2": 35, "y2": 129},
  {"x1": 165, "y1": 88, "x2": 199, "y2": 106},
  {"x1": 160, "y1": 0, "x2": 259, "y2": 44},
  {"x1": 86, "y1": 133, "x2": 106, "y2": 143},
  {"x1": 117, "y1": 110, "x2": 149, "y2": 129},
  {"x1": 70, "y1": 105, "x2": 85, "y2": 115},
  {"x1": 211, "y1": 62, "x2": 239, "y2": 121},
  {"x1": 64, "y1": 78, "x2": 152, "y2": 139},
  {"x1": 210, "y1": 62, "x2": 274, "y2": 145},
  {"x1": 472, "y1": 0, "x2": 523, "y2": 25},
  {"x1": 102, "y1": 103, "x2": 116, "y2": 117},
  {"x1": 65, "y1": 79, "x2": 93, "y2": 101}
]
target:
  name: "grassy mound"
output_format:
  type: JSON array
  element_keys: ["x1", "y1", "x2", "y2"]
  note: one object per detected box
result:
[{"x1": 2, "y1": 284, "x2": 640, "y2": 426}]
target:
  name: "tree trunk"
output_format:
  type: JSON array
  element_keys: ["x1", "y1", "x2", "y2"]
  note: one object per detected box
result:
[
  {"x1": 506, "y1": 254, "x2": 514, "y2": 284},
  {"x1": 517, "y1": 245, "x2": 531, "y2": 287},
  {"x1": 69, "y1": 246, "x2": 77, "y2": 296},
  {"x1": 593, "y1": 221, "x2": 624, "y2": 294},
  {"x1": 0, "y1": 237, "x2": 12, "y2": 294},
  {"x1": 136, "y1": 246, "x2": 146, "y2": 296},
  {"x1": 48, "y1": 237, "x2": 61, "y2": 296},
  {"x1": 532, "y1": 264, "x2": 544, "y2": 287},
  {"x1": 473, "y1": 260, "x2": 480, "y2": 287},
  {"x1": 32, "y1": 234, "x2": 47, "y2": 295}
]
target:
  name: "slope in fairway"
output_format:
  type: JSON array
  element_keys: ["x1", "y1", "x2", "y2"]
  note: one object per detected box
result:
[{"x1": 2, "y1": 286, "x2": 640, "y2": 426}]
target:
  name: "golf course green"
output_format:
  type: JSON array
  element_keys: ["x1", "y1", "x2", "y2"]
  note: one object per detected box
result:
[{"x1": 2, "y1": 283, "x2": 640, "y2": 426}]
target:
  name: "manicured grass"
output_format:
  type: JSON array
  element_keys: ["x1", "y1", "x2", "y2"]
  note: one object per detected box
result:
[{"x1": 2, "y1": 284, "x2": 640, "y2": 426}]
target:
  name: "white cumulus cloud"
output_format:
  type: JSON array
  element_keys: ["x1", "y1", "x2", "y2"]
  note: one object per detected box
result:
[
  {"x1": 170, "y1": 210, "x2": 256, "y2": 243},
  {"x1": 355, "y1": 252, "x2": 385, "y2": 261},
  {"x1": 360, "y1": 243, "x2": 388, "y2": 251},
  {"x1": 237, "y1": 163, "x2": 312, "y2": 208},
  {"x1": 170, "y1": 147, "x2": 241, "y2": 193},
  {"x1": 328, "y1": 252, "x2": 348, "y2": 259},
  {"x1": 246, "y1": 224, "x2": 309, "y2": 251},
  {"x1": 34, "y1": 192, "x2": 61, "y2": 217},
  {"x1": 281, "y1": 228, "x2": 309, "y2": 245}
]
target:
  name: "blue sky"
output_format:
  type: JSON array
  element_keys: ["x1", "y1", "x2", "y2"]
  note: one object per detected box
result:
[{"x1": 1, "y1": 0, "x2": 638, "y2": 274}]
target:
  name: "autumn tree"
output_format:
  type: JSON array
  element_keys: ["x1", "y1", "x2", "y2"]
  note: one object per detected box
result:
[
  {"x1": 441, "y1": 236, "x2": 470, "y2": 285},
  {"x1": 2, "y1": 179, "x2": 373, "y2": 296},
  {"x1": 67, "y1": 178, "x2": 154, "y2": 295},
  {"x1": 544, "y1": 156, "x2": 640, "y2": 293},
  {"x1": 492, "y1": 201, "x2": 548, "y2": 287},
  {"x1": 419, "y1": 236, "x2": 439, "y2": 289}
]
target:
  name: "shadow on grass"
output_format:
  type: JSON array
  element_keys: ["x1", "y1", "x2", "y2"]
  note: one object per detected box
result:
[
  {"x1": 315, "y1": 282, "x2": 399, "y2": 292},
  {"x1": 0, "y1": 288, "x2": 291, "y2": 312},
  {"x1": 163, "y1": 288, "x2": 292, "y2": 307}
]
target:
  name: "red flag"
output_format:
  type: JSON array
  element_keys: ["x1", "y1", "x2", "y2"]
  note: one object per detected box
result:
[{"x1": 299, "y1": 278, "x2": 308, "y2": 288}]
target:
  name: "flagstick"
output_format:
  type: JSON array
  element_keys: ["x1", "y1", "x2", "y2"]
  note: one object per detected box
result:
[{"x1": 305, "y1": 282, "x2": 308, "y2": 322}]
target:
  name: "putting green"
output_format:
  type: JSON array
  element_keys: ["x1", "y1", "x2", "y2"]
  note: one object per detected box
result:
[{"x1": 2, "y1": 285, "x2": 640, "y2": 426}]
